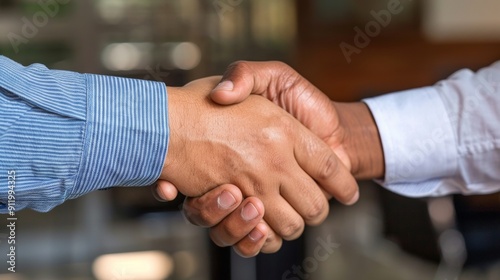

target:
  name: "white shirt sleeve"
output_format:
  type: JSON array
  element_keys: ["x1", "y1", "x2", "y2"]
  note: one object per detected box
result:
[{"x1": 363, "y1": 61, "x2": 500, "y2": 197}]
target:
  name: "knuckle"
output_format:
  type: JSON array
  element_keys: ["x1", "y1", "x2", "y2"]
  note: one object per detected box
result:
[
  {"x1": 186, "y1": 205, "x2": 214, "y2": 227},
  {"x1": 279, "y1": 217, "x2": 304, "y2": 240},
  {"x1": 227, "y1": 60, "x2": 251, "y2": 74},
  {"x1": 199, "y1": 209, "x2": 218, "y2": 227},
  {"x1": 318, "y1": 153, "x2": 340, "y2": 181},
  {"x1": 281, "y1": 114, "x2": 295, "y2": 128},
  {"x1": 221, "y1": 224, "x2": 243, "y2": 242},
  {"x1": 259, "y1": 116, "x2": 294, "y2": 146},
  {"x1": 303, "y1": 197, "x2": 326, "y2": 223},
  {"x1": 269, "y1": 60, "x2": 288, "y2": 72},
  {"x1": 276, "y1": 115, "x2": 295, "y2": 137}
]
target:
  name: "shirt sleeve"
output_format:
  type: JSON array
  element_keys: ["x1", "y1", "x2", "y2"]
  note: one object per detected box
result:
[
  {"x1": 363, "y1": 61, "x2": 500, "y2": 197},
  {"x1": 0, "y1": 56, "x2": 169, "y2": 213}
]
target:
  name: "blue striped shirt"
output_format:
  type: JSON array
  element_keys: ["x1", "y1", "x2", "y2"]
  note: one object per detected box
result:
[{"x1": 0, "y1": 56, "x2": 169, "y2": 213}]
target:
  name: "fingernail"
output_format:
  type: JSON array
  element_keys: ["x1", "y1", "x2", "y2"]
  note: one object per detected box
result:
[
  {"x1": 248, "y1": 228, "x2": 264, "y2": 242},
  {"x1": 214, "y1": 80, "x2": 234, "y2": 91},
  {"x1": 241, "y1": 203, "x2": 259, "y2": 221},
  {"x1": 217, "y1": 191, "x2": 236, "y2": 209},
  {"x1": 346, "y1": 191, "x2": 360, "y2": 205}
]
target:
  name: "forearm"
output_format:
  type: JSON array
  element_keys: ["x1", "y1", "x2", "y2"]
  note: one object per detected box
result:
[{"x1": 334, "y1": 102, "x2": 384, "y2": 180}]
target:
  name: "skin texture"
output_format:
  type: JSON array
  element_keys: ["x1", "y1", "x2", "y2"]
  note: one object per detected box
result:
[
  {"x1": 157, "y1": 62, "x2": 384, "y2": 257},
  {"x1": 162, "y1": 76, "x2": 359, "y2": 245}
]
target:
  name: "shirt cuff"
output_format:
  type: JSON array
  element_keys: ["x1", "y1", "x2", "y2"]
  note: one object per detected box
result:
[
  {"x1": 70, "y1": 74, "x2": 169, "y2": 199},
  {"x1": 363, "y1": 87, "x2": 458, "y2": 197}
]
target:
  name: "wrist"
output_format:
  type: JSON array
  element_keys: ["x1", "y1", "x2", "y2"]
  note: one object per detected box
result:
[
  {"x1": 334, "y1": 102, "x2": 384, "y2": 180},
  {"x1": 161, "y1": 77, "x2": 222, "y2": 196},
  {"x1": 162, "y1": 86, "x2": 186, "y2": 180}
]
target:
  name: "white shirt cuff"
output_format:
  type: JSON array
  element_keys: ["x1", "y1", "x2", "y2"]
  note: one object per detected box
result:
[{"x1": 363, "y1": 87, "x2": 458, "y2": 197}]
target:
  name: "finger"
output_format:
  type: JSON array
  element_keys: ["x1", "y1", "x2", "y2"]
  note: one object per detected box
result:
[
  {"x1": 261, "y1": 195, "x2": 305, "y2": 241},
  {"x1": 154, "y1": 180, "x2": 179, "y2": 201},
  {"x1": 294, "y1": 126, "x2": 359, "y2": 205},
  {"x1": 232, "y1": 222, "x2": 268, "y2": 258},
  {"x1": 233, "y1": 220, "x2": 283, "y2": 255},
  {"x1": 211, "y1": 61, "x2": 286, "y2": 105},
  {"x1": 280, "y1": 165, "x2": 329, "y2": 226},
  {"x1": 259, "y1": 221, "x2": 283, "y2": 254},
  {"x1": 183, "y1": 184, "x2": 243, "y2": 227},
  {"x1": 209, "y1": 197, "x2": 264, "y2": 247}
]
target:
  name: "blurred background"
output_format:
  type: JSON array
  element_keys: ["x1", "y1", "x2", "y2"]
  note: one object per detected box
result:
[{"x1": 1, "y1": 0, "x2": 500, "y2": 279}]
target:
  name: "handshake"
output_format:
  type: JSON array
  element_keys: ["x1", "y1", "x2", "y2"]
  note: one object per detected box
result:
[{"x1": 155, "y1": 61, "x2": 384, "y2": 257}]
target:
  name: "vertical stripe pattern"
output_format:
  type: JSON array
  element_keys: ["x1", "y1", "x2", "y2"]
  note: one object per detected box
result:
[{"x1": 0, "y1": 56, "x2": 169, "y2": 212}]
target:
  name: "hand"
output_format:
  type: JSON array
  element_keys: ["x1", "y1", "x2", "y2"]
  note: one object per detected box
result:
[
  {"x1": 209, "y1": 61, "x2": 383, "y2": 179},
  {"x1": 161, "y1": 76, "x2": 359, "y2": 245},
  {"x1": 157, "y1": 62, "x2": 383, "y2": 257}
]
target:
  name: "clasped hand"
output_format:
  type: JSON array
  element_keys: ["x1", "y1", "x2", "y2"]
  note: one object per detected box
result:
[{"x1": 156, "y1": 62, "x2": 380, "y2": 257}]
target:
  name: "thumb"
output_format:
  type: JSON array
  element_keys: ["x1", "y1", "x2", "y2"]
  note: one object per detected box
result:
[
  {"x1": 154, "y1": 180, "x2": 179, "y2": 201},
  {"x1": 210, "y1": 61, "x2": 274, "y2": 105},
  {"x1": 211, "y1": 80, "x2": 244, "y2": 105}
]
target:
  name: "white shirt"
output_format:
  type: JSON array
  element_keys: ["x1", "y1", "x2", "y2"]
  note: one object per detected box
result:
[{"x1": 363, "y1": 61, "x2": 500, "y2": 197}]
